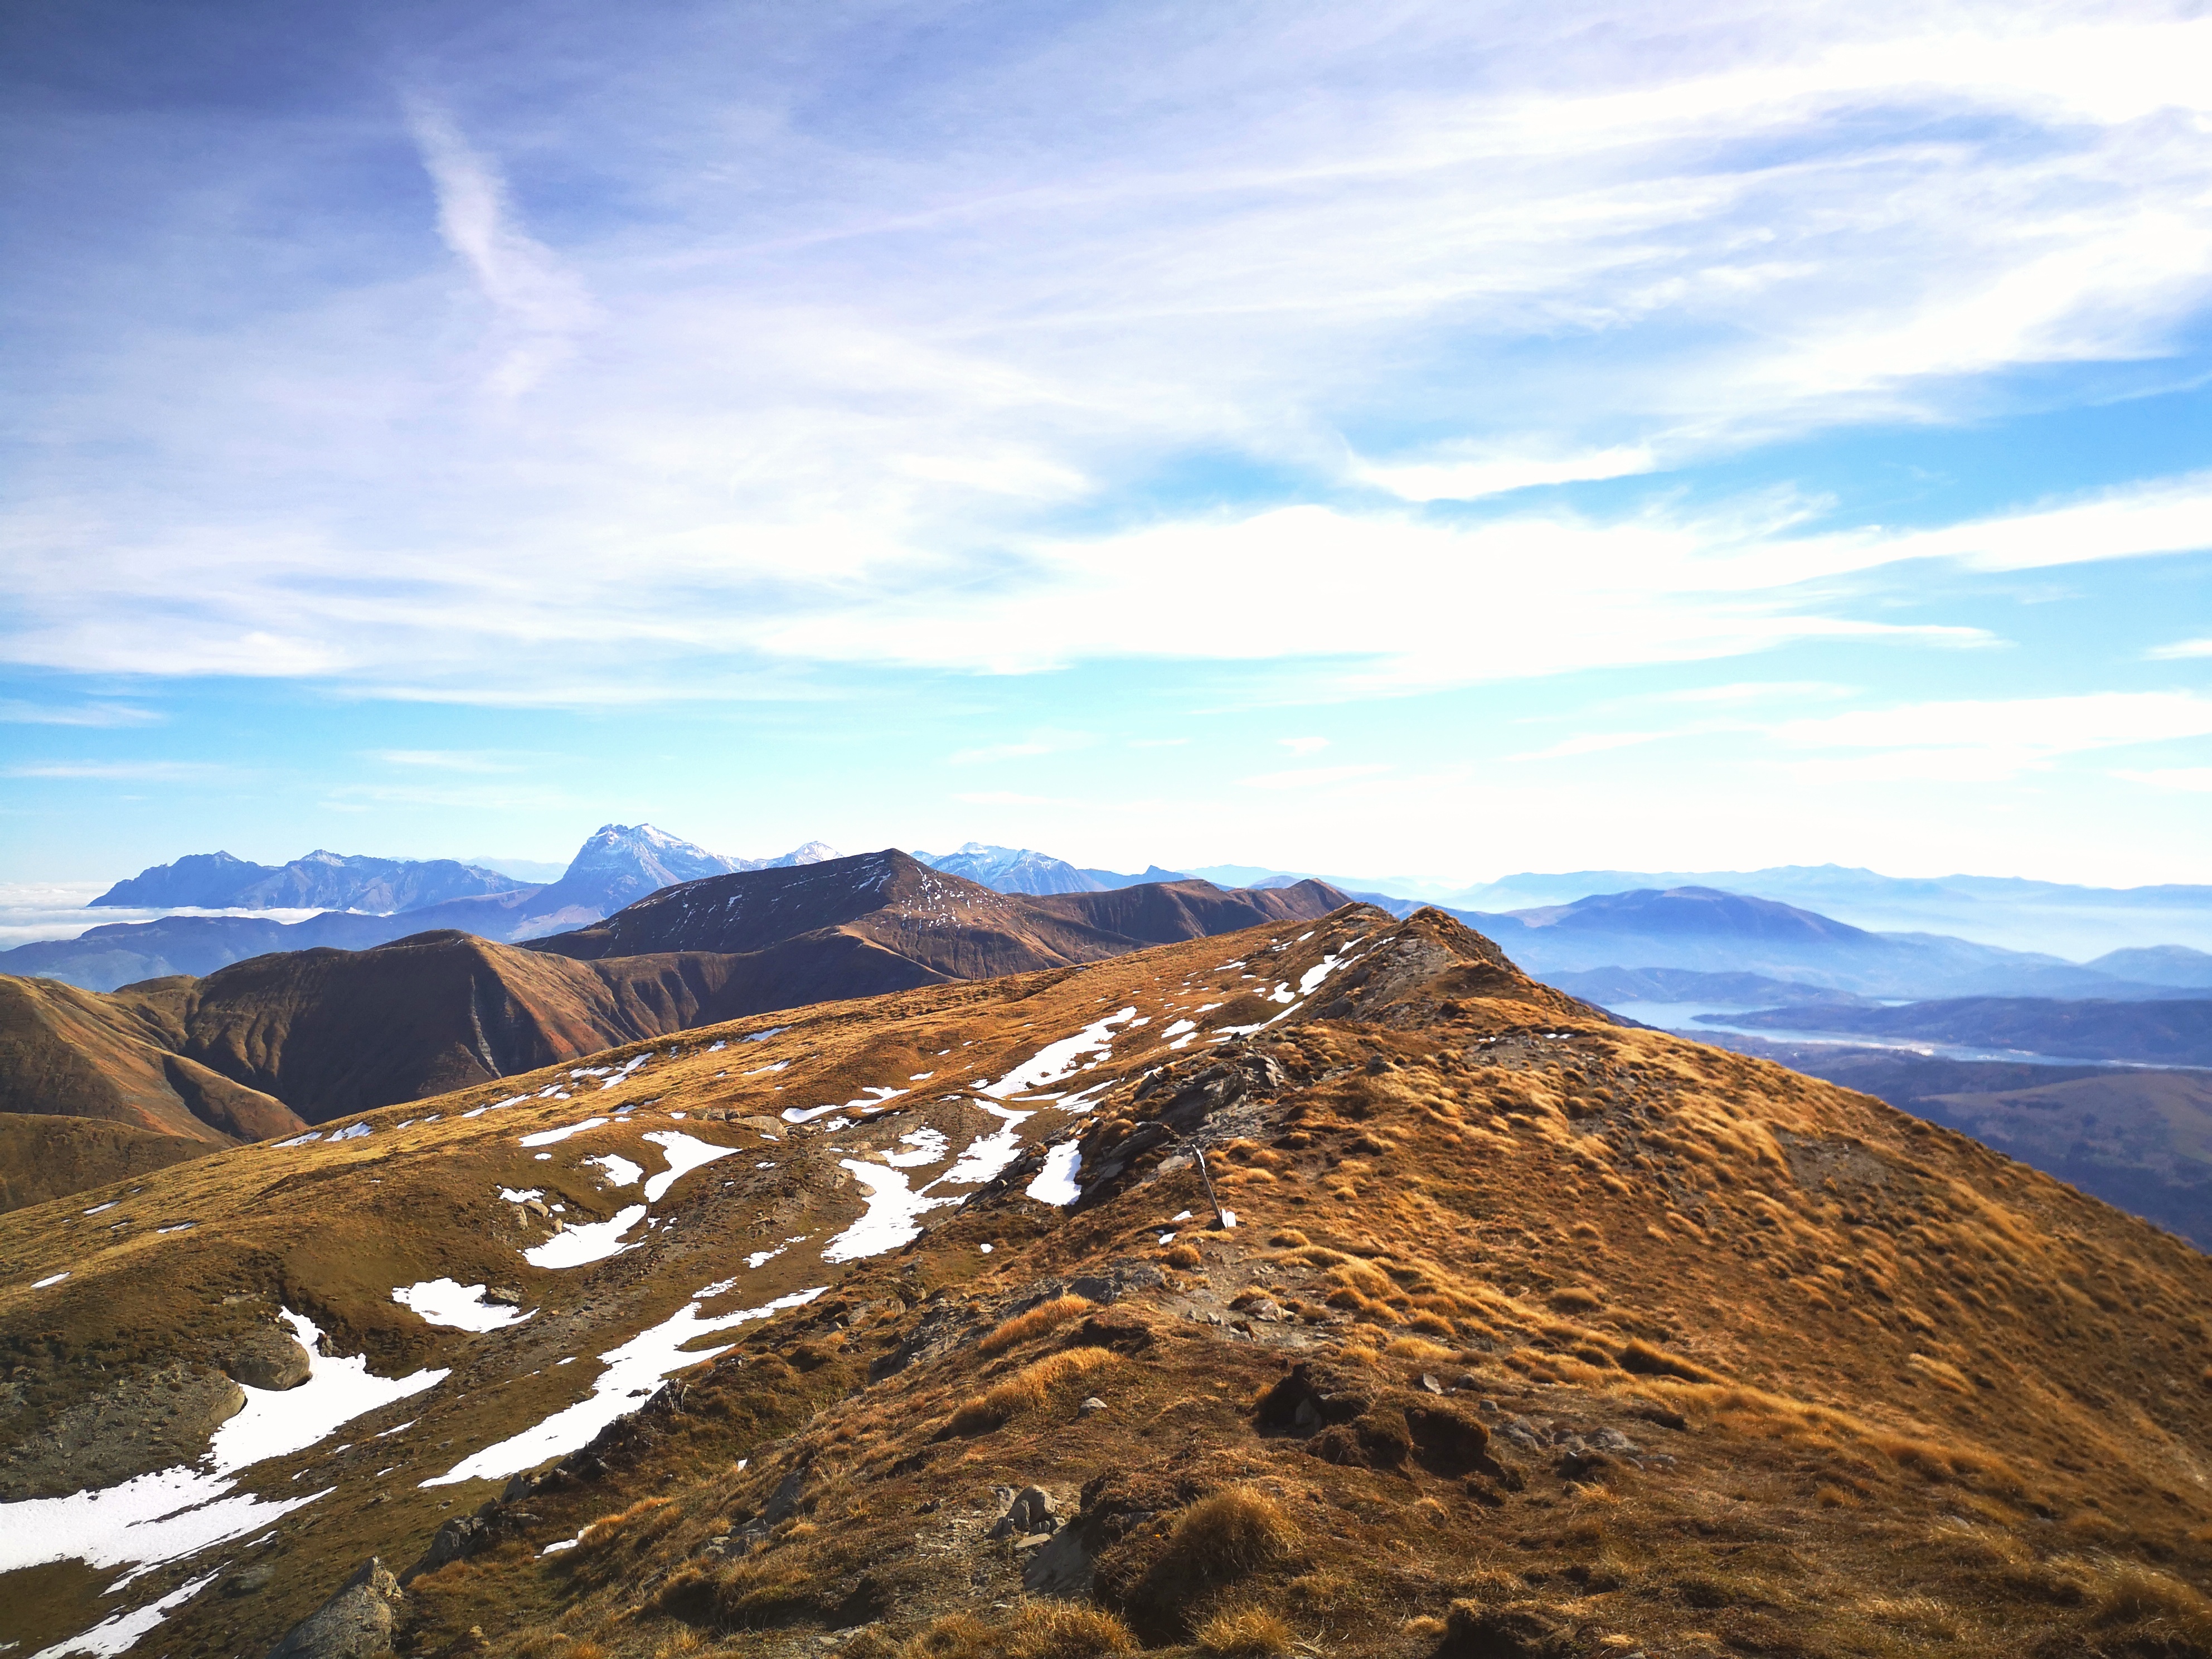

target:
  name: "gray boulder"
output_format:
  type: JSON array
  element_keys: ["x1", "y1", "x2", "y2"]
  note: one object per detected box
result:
[
  {"x1": 265, "y1": 1558, "x2": 403, "y2": 1659},
  {"x1": 226, "y1": 1324, "x2": 313, "y2": 1391}
]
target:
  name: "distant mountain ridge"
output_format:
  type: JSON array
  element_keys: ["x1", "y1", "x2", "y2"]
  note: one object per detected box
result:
[
  {"x1": 1444, "y1": 886, "x2": 2199, "y2": 1001},
  {"x1": 6, "y1": 825, "x2": 841, "y2": 992},
  {"x1": 0, "y1": 852, "x2": 1351, "y2": 1136},
  {"x1": 91, "y1": 850, "x2": 521, "y2": 912},
  {"x1": 910, "y1": 842, "x2": 1187, "y2": 895},
  {"x1": 1448, "y1": 862, "x2": 2212, "y2": 958}
]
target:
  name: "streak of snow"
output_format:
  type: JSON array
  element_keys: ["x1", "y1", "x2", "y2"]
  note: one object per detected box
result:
[
  {"x1": 28, "y1": 1569, "x2": 219, "y2": 1659},
  {"x1": 393, "y1": 1279, "x2": 533, "y2": 1333},
  {"x1": 519, "y1": 1118, "x2": 607, "y2": 1148},
  {"x1": 422, "y1": 1289, "x2": 825, "y2": 1487},
  {"x1": 584, "y1": 1155, "x2": 642, "y2": 1188},
  {"x1": 981, "y1": 1009, "x2": 1135, "y2": 1098},
  {"x1": 641, "y1": 1132, "x2": 740, "y2": 1201},
  {"x1": 523, "y1": 1206, "x2": 647, "y2": 1269},
  {"x1": 879, "y1": 1127, "x2": 949, "y2": 1168},
  {"x1": 822, "y1": 1163, "x2": 952, "y2": 1262},
  {"x1": 782, "y1": 1085, "x2": 908, "y2": 1126},
  {"x1": 31, "y1": 1272, "x2": 67, "y2": 1288},
  {"x1": 1026, "y1": 1144, "x2": 1083, "y2": 1206},
  {"x1": 0, "y1": 1310, "x2": 443, "y2": 1589},
  {"x1": 745, "y1": 1247, "x2": 784, "y2": 1269}
]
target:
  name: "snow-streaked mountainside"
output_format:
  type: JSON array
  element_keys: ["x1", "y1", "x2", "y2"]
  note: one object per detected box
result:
[
  {"x1": 9, "y1": 905, "x2": 2212, "y2": 1659},
  {"x1": 913, "y1": 842, "x2": 1105, "y2": 895},
  {"x1": 91, "y1": 851, "x2": 521, "y2": 914}
]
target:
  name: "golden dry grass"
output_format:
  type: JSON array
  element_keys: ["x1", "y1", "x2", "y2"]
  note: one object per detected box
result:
[
  {"x1": 948, "y1": 1345, "x2": 1122, "y2": 1434},
  {"x1": 978, "y1": 1294, "x2": 1094, "y2": 1356},
  {"x1": 1195, "y1": 1608, "x2": 1295, "y2": 1656}
]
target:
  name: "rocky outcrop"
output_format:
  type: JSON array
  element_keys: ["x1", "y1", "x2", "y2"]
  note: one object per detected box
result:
[
  {"x1": 0, "y1": 1363, "x2": 244, "y2": 1500},
  {"x1": 265, "y1": 1557, "x2": 404, "y2": 1659}
]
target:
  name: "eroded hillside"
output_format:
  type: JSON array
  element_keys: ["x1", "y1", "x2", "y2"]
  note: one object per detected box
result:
[{"x1": 4, "y1": 907, "x2": 2210, "y2": 1659}]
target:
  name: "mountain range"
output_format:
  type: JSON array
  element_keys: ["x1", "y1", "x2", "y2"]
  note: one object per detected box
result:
[
  {"x1": 3, "y1": 826, "x2": 845, "y2": 991},
  {"x1": 7, "y1": 903, "x2": 2211, "y2": 1659},
  {"x1": 0, "y1": 852, "x2": 1346, "y2": 1202}
]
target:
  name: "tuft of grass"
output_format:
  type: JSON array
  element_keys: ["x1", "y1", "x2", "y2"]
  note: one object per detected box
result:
[
  {"x1": 978, "y1": 1294, "x2": 1094, "y2": 1355},
  {"x1": 948, "y1": 1345, "x2": 1121, "y2": 1434},
  {"x1": 903, "y1": 1604, "x2": 1135, "y2": 1658},
  {"x1": 575, "y1": 1495, "x2": 679, "y2": 1555},
  {"x1": 1618, "y1": 1338, "x2": 1723, "y2": 1383},
  {"x1": 1168, "y1": 1486, "x2": 1302, "y2": 1581},
  {"x1": 1163, "y1": 1243, "x2": 1204, "y2": 1269},
  {"x1": 1195, "y1": 1608, "x2": 1294, "y2": 1657}
]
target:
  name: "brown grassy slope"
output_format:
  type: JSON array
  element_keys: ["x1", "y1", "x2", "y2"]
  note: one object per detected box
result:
[
  {"x1": 116, "y1": 932, "x2": 773, "y2": 1122},
  {"x1": 0, "y1": 1113, "x2": 215, "y2": 1211},
  {"x1": 0, "y1": 972, "x2": 301, "y2": 1142},
  {"x1": 7, "y1": 905, "x2": 2212, "y2": 1659},
  {"x1": 404, "y1": 913, "x2": 2212, "y2": 1659}
]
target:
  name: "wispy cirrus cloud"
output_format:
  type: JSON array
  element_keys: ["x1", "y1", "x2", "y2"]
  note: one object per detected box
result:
[
  {"x1": 2, "y1": 3, "x2": 2208, "y2": 706},
  {"x1": 6, "y1": 760, "x2": 235, "y2": 781},
  {"x1": 0, "y1": 700, "x2": 161, "y2": 726},
  {"x1": 402, "y1": 99, "x2": 596, "y2": 397}
]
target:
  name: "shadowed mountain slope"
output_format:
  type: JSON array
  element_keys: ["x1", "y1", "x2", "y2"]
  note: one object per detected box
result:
[
  {"x1": 9, "y1": 906, "x2": 2212, "y2": 1659},
  {"x1": 0, "y1": 974, "x2": 302, "y2": 1144}
]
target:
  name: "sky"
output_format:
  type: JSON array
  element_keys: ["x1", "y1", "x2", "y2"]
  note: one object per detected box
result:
[{"x1": 2, "y1": 0, "x2": 2209, "y2": 890}]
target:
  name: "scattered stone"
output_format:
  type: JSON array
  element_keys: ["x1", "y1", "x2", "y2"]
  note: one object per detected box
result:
[
  {"x1": 265, "y1": 1557, "x2": 404, "y2": 1659},
  {"x1": 402, "y1": 1515, "x2": 488, "y2": 1584},
  {"x1": 1078, "y1": 1396, "x2": 1108, "y2": 1415},
  {"x1": 225, "y1": 1563, "x2": 274, "y2": 1597},
  {"x1": 987, "y1": 1485, "x2": 1059, "y2": 1539},
  {"x1": 1419, "y1": 1373, "x2": 1444, "y2": 1394},
  {"x1": 484, "y1": 1287, "x2": 523, "y2": 1307}
]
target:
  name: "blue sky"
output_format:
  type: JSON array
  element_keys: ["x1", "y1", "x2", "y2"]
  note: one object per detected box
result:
[{"x1": 3, "y1": 0, "x2": 2209, "y2": 887}]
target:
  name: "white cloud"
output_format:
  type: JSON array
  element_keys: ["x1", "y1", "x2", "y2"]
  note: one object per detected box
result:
[
  {"x1": 2117, "y1": 767, "x2": 2212, "y2": 792},
  {"x1": 6, "y1": 760, "x2": 233, "y2": 781},
  {"x1": 3, "y1": 3, "x2": 2210, "y2": 705},
  {"x1": 1278, "y1": 736, "x2": 1330, "y2": 755},
  {"x1": 366, "y1": 749, "x2": 528, "y2": 772},
  {"x1": 2148, "y1": 636, "x2": 2212, "y2": 660},
  {"x1": 404, "y1": 100, "x2": 596, "y2": 396},
  {"x1": 1774, "y1": 690, "x2": 2212, "y2": 782},
  {"x1": 1355, "y1": 445, "x2": 1658, "y2": 502},
  {"x1": 0, "y1": 700, "x2": 161, "y2": 726}
]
